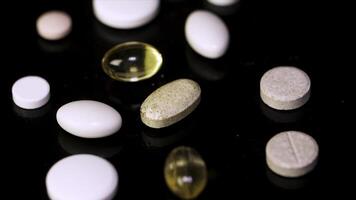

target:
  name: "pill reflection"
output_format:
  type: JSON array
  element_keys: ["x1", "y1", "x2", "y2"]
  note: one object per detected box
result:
[
  {"x1": 186, "y1": 47, "x2": 227, "y2": 81},
  {"x1": 37, "y1": 38, "x2": 71, "y2": 53},
  {"x1": 13, "y1": 102, "x2": 51, "y2": 119},
  {"x1": 259, "y1": 99, "x2": 307, "y2": 123},
  {"x1": 203, "y1": 0, "x2": 241, "y2": 16},
  {"x1": 141, "y1": 118, "x2": 194, "y2": 149},
  {"x1": 91, "y1": 19, "x2": 160, "y2": 54},
  {"x1": 57, "y1": 130, "x2": 122, "y2": 158},
  {"x1": 266, "y1": 168, "x2": 309, "y2": 190}
]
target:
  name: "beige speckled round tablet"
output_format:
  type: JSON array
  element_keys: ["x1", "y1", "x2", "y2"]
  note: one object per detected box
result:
[
  {"x1": 266, "y1": 131, "x2": 319, "y2": 178},
  {"x1": 140, "y1": 79, "x2": 201, "y2": 129},
  {"x1": 260, "y1": 66, "x2": 311, "y2": 110}
]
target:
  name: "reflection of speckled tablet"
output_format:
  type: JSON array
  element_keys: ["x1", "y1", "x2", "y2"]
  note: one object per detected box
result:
[
  {"x1": 260, "y1": 66, "x2": 311, "y2": 110},
  {"x1": 266, "y1": 131, "x2": 319, "y2": 178}
]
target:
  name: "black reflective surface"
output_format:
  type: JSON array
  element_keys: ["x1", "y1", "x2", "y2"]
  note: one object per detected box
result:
[{"x1": 2, "y1": 0, "x2": 348, "y2": 199}]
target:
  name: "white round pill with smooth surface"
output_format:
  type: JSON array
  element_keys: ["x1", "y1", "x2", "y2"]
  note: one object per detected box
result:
[
  {"x1": 12, "y1": 76, "x2": 50, "y2": 109},
  {"x1": 36, "y1": 11, "x2": 72, "y2": 40},
  {"x1": 93, "y1": 0, "x2": 160, "y2": 29},
  {"x1": 266, "y1": 131, "x2": 319, "y2": 178},
  {"x1": 260, "y1": 66, "x2": 311, "y2": 110},
  {"x1": 185, "y1": 10, "x2": 230, "y2": 59},
  {"x1": 46, "y1": 154, "x2": 118, "y2": 200},
  {"x1": 207, "y1": 0, "x2": 239, "y2": 6}
]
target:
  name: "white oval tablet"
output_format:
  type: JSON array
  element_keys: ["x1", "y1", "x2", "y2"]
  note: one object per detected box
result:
[
  {"x1": 46, "y1": 154, "x2": 118, "y2": 200},
  {"x1": 36, "y1": 11, "x2": 72, "y2": 40},
  {"x1": 93, "y1": 0, "x2": 160, "y2": 29},
  {"x1": 185, "y1": 10, "x2": 229, "y2": 59},
  {"x1": 56, "y1": 100, "x2": 122, "y2": 138},
  {"x1": 12, "y1": 76, "x2": 50, "y2": 109},
  {"x1": 207, "y1": 0, "x2": 239, "y2": 6},
  {"x1": 266, "y1": 131, "x2": 319, "y2": 178},
  {"x1": 260, "y1": 66, "x2": 311, "y2": 110}
]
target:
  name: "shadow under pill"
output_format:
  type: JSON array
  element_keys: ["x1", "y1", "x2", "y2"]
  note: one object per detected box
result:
[
  {"x1": 266, "y1": 168, "x2": 309, "y2": 190},
  {"x1": 141, "y1": 118, "x2": 195, "y2": 149},
  {"x1": 13, "y1": 102, "x2": 52, "y2": 119},
  {"x1": 186, "y1": 46, "x2": 227, "y2": 81},
  {"x1": 91, "y1": 19, "x2": 160, "y2": 50},
  {"x1": 259, "y1": 100, "x2": 307, "y2": 123},
  {"x1": 105, "y1": 79, "x2": 155, "y2": 112},
  {"x1": 37, "y1": 38, "x2": 71, "y2": 53},
  {"x1": 203, "y1": 0, "x2": 241, "y2": 16},
  {"x1": 57, "y1": 130, "x2": 122, "y2": 158}
]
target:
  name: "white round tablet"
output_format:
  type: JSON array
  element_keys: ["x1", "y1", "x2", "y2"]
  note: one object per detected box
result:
[
  {"x1": 46, "y1": 154, "x2": 118, "y2": 200},
  {"x1": 93, "y1": 0, "x2": 160, "y2": 29},
  {"x1": 185, "y1": 10, "x2": 230, "y2": 59},
  {"x1": 207, "y1": 0, "x2": 239, "y2": 6},
  {"x1": 36, "y1": 11, "x2": 72, "y2": 40},
  {"x1": 266, "y1": 131, "x2": 319, "y2": 178},
  {"x1": 260, "y1": 66, "x2": 311, "y2": 110},
  {"x1": 12, "y1": 76, "x2": 50, "y2": 109}
]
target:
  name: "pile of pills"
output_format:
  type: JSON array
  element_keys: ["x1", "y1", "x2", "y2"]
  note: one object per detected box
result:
[{"x1": 11, "y1": 0, "x2": 320, "y2": 199}]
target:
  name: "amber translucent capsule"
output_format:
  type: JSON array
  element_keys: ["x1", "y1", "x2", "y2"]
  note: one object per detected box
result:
[
  {"x1": 164, "y1": 146, "x2": 207, "y2": 199},
  {"x1": 102, "y1": 41, "x2": 162, "y2": 82}
]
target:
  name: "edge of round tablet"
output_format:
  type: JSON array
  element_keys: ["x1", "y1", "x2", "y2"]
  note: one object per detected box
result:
[
  {"x1": 36, "y1": 10, "x2": 72, "y2": 40},
  {"x1": 56, "y1": 100, "x2": 122, "y2": 138},
  {"x1": 93, "y1": 0, "x2": 160, "y2": 29},
  {"x1": 185, "y1": 10, "x2": 230, "y2": 59},
  {"x1": 266, "y1": 131, "x2": 319, "y2": 178},
  {"x1": 207, "y1": 0, "x2": 239, "y2": 6},
  {"x1": 260, "y1": 66, "x2": 311, "y2": 110},
  {"x1": 12, "y1": 76, "x2": 50, "y2": 109},
  {"x1": 46, "y1": 154, "x2": 118, "y2": 200}
]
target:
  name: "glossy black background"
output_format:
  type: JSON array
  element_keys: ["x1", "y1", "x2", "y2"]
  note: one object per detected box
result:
[{"x1": 1, "y1": 0, "x2": 349, "y2": 199}]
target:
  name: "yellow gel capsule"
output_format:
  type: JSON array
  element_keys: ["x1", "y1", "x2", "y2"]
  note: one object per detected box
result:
[
  {"x1": 164, "y1": 146, "x2": 207, "y2": 200},
  {"x1": 102, "y1": 41, "x2": 163, "y2": 82}
]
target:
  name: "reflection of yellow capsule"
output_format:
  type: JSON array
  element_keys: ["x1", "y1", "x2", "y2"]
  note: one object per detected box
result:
[
  {"x1": 164, "y1": 146, "x2": 207, "y2": 199},
  {"x1": 102, "y1": 41, "x2": 162, "y2": 82}
]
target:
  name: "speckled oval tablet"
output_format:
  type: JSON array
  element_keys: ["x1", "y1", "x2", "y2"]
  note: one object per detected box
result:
[
  {"x1": 266, "y1": 131, "x2": 319, "y2": 178},
  {"x1": 140, "y1": 79, "x2": 201, "y2": 128},
  {"x1": 260, "y1": 66, "x2": 311, "y2": 110}
]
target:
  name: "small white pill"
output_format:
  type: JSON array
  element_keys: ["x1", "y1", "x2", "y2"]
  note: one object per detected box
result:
[
  {"x1": 185, "y1": 10, "x2": 230, "y2": 59},
  {"x1": 56, "y1": 100, "x2": 122, "y2": 138},
  {"x1": 207, "y1": 0, "x2": 239, "y2": 6},
  {"x1": 36, "y1": 11, "x2": 72, "y2": 40},
  {"x1": 93, "y1": 0, "x2": 160, "y2": 29},
  {"x1": 266, "y1": 131, "x2": 319, "y2": 178},
  {"x1": 46, "y1": 154, "x2": 118, "y2": 200},
  {"x1": 260, "y1": 66, "x2": 311, "y2": 110},
  {"x1": 12, "y1": 76, "x2": 50, "y2": 109}
]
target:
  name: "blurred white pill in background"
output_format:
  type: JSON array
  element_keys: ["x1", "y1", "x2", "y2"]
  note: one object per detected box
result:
[
  {"x1": 36, "y1": 11, "x2": 72, "y2": 40},
  {"x1": 93, "y1": 0, "x2": 160, "y2": 29}
]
